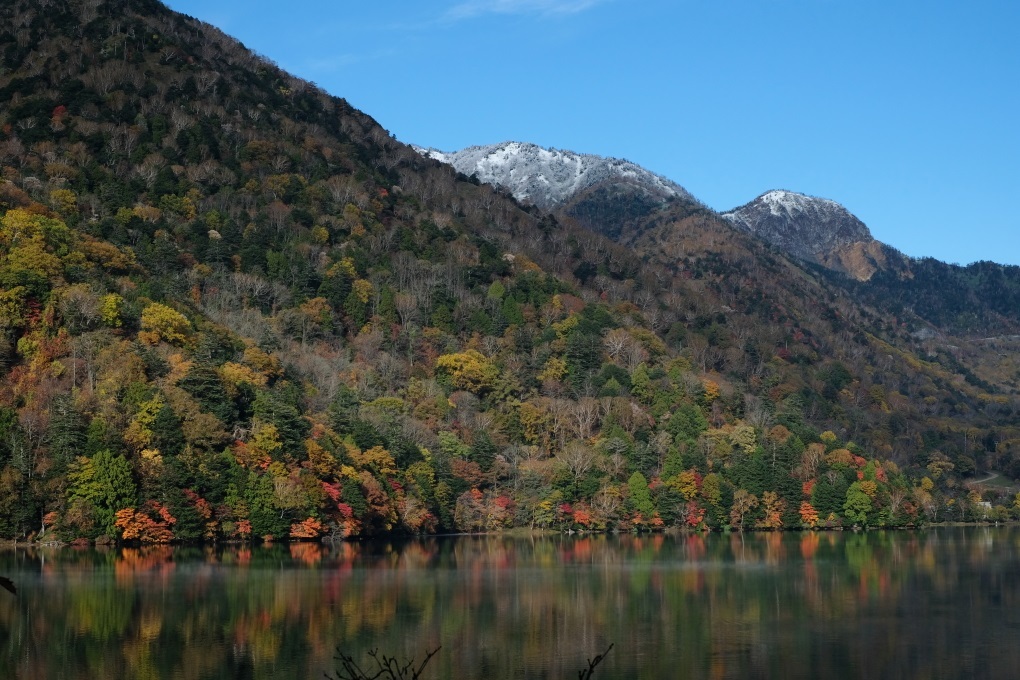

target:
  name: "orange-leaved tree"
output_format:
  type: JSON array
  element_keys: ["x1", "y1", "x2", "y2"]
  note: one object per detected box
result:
[{"x1": 115, "y1": 501, "x2": 176, "y2": 543}]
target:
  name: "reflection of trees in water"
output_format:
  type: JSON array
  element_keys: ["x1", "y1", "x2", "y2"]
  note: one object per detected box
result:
[
  {"x1": 2, "y1": 529, "x2": 1020, "y2": 678},
  {"x1": 114, "y1": 545, "x2": 176, "y2": 584}
]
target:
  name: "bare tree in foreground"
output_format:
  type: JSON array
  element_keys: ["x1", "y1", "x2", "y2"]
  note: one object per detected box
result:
[{"x1": 325, "y1": 643, "x2": 615, "y2": 680}]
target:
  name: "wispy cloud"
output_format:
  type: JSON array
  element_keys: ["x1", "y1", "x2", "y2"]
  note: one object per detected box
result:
[
  {"x1": 445, "y1": 0, "x2": 608, "y2": 20},
  {"x1": 304, "y1": 50, "x2": 395, "y2": 73}
]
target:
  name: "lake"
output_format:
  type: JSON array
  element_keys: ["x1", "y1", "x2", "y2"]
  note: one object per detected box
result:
[{"x1": 1, "y1": 528, "x2": 1019, "y2": 679}]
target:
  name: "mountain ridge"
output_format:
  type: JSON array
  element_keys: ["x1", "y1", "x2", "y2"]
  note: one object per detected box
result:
[
  {"x1": 418, "y1": 143, "x2": 896, "y2": 277},
  {"x1": 416, "y1": 141, "x2": 712, "y2": 241},
  {"x1": 415, "y1": 140, "x2": 698, "y2": 210},
  {"x1": 420, "y1": 142, "x2": 1020, "y2": 333}
]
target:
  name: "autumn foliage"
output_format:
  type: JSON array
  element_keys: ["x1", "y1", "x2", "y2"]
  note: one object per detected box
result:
[
  {"x1": 0, "y1": 0, "x2": 1014, "y2": 550},
  {"x1": 115, "y1": 502, "x2": 176, "y2": 544}
]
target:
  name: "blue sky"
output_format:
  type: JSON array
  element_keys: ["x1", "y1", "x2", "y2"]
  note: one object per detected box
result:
[{"x1": 163, "y1": 0, "x2": 1020, "y2": 266}]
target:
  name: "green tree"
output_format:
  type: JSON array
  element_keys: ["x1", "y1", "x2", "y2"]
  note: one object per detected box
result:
[
  {"x1": 630, "y1": 363, "x2": 653, "y2": 405},
  {"x1": 666, "y1": 403, "x2": 708, "y2": 441},
  {"x1": 150, "y1": 403, "x2": 185, "y2": 457},
  {"x1": 843, "y1": 481, "x2": 873, "y2": 526},
  {"x1": 627, "y1": 472, "x2": 656, "y2": 523},
  {"x1": 565, "y1": 330, "x2": 602, "y2": 388},
  {"x1": 470, "y1": 431, "x2": 497, "y2": 473},
  {"x1": 253, "y1": 391, "x2": 309, "y2": 458},
  {"x1": 812, "y1": 473, "x2": 850, "y2": 519},
  {"x1": 46, "y1": 395, "x2": 87, "y2": 473},
  {"x1": 244, "y1": 471, "x2": 288, "y2": 539},
  {"x1": 66, "y1": 450, "x2": 137, "y2": 537},
  {"x1": 179, "y1": 363, "x2": 236, "y2": 424}
]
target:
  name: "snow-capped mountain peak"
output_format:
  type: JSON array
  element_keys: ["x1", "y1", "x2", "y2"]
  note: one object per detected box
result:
[
  {"x1": 756, "y1": 190, "x2": 844, "y2": 218},
  {"x1": 722, "y1": 190, "x2": 873, "y2": 263},
  {"x1": 414, "y1": 141, "x2": 695, "y2": 211}
]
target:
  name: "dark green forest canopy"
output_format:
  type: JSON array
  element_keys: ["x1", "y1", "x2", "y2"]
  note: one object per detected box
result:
[{"x1": 0, "y1": 0, "x2": 1018, "y2": 543}]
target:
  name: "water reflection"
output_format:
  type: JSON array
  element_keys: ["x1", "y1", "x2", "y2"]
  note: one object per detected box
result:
[{"x1": 2, "y1": 528, "x2": 1019, "y2": 679}]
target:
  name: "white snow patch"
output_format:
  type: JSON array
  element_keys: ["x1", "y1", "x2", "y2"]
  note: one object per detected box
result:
[{"x1": 417, "y1": 141, "x2": 698, "y2": 210}]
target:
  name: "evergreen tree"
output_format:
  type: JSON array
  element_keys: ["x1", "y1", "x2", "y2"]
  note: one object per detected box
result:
[
  {"x1": 46, "y1": 395, "x2": 87, "y2": 472},
  {"x1": 179, "y1": 364, "x2": 236, "y2": 424},
  {"x1": 470, "y1": 432, "x2": 497, "y2": 473}
]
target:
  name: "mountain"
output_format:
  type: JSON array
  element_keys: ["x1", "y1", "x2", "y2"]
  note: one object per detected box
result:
[
  {"x1": 417, "y1": 144, "x2": 895, "y2": 278},
  {"x1": 417, "y1": 142, "x2": 695, "y2": 210},
  {"x1": 0, "y1": 0, "x2": 1018, "y2": 548},
  {"x1": 416, "y1": 142, "x2": 699, "y2": 239},
  {"x1": 424, "y1": 143, "x2": 1020, "y2": 338},
  {"x1": 721, "y1": 190, "x2": 907, "y2": 281},
  {"x1": 722, "y1": 190, "x2": 871, "y2": 258},
  {"x1": 423, "y1": 143, "x2": 899, "y2": 282},
  {"x1": 722, "y1": 192, "x2": 1020, "y2": 335}
]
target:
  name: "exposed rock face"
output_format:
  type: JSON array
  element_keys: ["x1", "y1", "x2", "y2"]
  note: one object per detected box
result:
[{"x1": 824, "y1": 240, "x2": 911, "y2": 282}]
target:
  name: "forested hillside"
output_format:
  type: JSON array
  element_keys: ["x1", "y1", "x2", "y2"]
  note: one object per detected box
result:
[
  {"x1": 844, "y1": 258, "x2": 1020, "y2": 337},
  {"x1": 0, "y1": 0, "x2": 1018, "y2": 544}
]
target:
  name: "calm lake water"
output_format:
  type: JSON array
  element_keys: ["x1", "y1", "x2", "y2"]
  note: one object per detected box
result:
[{"x1": 1, "y1": 528, "x2": 1019, "y2": 679}]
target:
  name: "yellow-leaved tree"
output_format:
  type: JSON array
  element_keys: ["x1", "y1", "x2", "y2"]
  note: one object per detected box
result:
[
  {"x1": 0, "y1": 210, "x2": 73, "y2": 295},
  {"x1": 139, "y1": 302, "x2": 192, "y2": 346},
  {"x1": 436, "y1": 349, "x2": 500, "y2": 395}
]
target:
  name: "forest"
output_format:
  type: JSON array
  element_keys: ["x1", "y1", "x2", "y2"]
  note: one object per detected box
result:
[{"x1": 1, "y1": 0, "x2": 1019, "y2": 545}]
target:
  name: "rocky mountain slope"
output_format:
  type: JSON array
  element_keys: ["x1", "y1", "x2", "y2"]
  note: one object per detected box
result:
[
  {"x1": 722, "y1": 190, "x2": 871, "y2": 257},
  {"x1": 721, "y1": 190, "x2": 907, "y2": 281}
]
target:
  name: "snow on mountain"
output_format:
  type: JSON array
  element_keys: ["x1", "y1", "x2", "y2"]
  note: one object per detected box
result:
[
  {"x1": 414, "y1": 141, "x2": 696, "y2": 211},
  {"x1": 416, "y1": 144, "x2": 891, "y2": 278},
  {"x1": 721, "y1": 190, "x2": 874, "y2": 263}
]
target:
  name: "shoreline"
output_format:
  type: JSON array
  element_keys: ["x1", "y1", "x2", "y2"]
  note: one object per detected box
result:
[{"x1": 1, "y1": 520, "x2": 1013, "y2": 550}]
